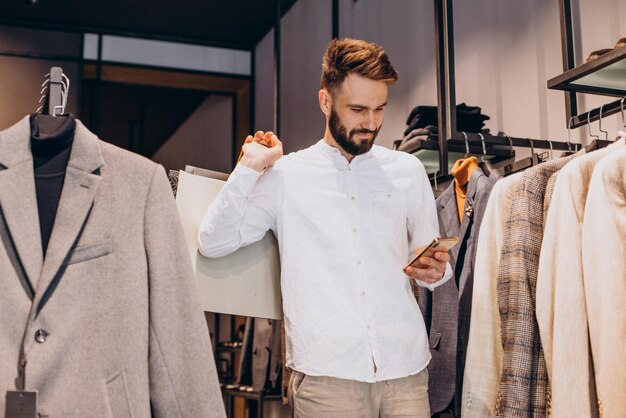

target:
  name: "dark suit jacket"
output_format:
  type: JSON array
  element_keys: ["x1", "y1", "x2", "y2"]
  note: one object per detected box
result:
[
  {"x1": 419, "y1": 167, "x2": 500, "y2": 415},
  {"x1": 0, "y1": 117, "x2": 224, "y2": 417}
]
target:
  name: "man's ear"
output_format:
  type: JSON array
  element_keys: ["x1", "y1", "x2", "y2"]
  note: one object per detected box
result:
[{"x1": 319, "y1": 89, "x2": 332, "y2": 116}]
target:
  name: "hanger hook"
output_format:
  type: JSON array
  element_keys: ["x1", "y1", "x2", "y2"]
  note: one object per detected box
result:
[
  {"x1": 621, "y1": 96, "x2": 626, "y2": 128},
  {"x1": 433, "y1": 170, "x2": 439, "y2": 191},
  {"x1": 478, "y1": 133, "x2": 487, "y2": 162},
  {"x1": 478, "y1": 133, "x2": 487, "y2": 155},
  {"x1": 567, "y1": 116, "x2": 575, "y2": 150},
  {"x1": 587, "y1": 111, "x2": 600, "y2": 140},
  {"x1": 548, "y1": 139, "x2": 554, "y2": 160},
  {"x1": 461, "y1": 132, "x2": 469, "y2": 157},
  {"x1": 598, "y1": 104, "x2": 609, "y2": 140},
  {"x1": 528, "y1": 138, "x2": 535, "y2": 155}
]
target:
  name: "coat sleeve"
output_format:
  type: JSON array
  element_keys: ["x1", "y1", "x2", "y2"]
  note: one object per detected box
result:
[{"x1": 144, "y1": 164, "x2": 225, "y2": 417}]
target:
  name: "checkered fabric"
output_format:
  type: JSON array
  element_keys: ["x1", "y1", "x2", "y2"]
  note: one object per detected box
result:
[{"x1": 495, "y1": 154, "x2": 577, "y2": 417}]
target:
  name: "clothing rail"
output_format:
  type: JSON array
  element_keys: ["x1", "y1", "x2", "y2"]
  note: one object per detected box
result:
[
  {"x1": 448, "y1": 132, "x2": 583, "y2": 151},
  {"x1": 567, "y1": 97, "x2": 626, "y2": 129}
]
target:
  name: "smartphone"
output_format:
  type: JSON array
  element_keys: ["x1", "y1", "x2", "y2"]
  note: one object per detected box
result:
[{"x1": 403, "y1": 237, "x2": 459, "y2": 273}]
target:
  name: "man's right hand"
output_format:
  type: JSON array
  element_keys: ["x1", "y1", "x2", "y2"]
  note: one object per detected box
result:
[{"x1": 239, "y1": 131, "x2": 283, "y2": 172}]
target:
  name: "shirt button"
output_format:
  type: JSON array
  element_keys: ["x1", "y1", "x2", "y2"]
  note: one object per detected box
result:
[
  {"x1": 367, "y1": 325, "x2": 371, "y2": 330},
  {"x1": 34, "y1": 329, "x2": 48, "y2": 343},
  {"x1": 361, "y1": 292, "x2": 366, "y2": 297},
  {"x1": 347, "y1": 166, "x2": 351, "y2": 171},
  {"x1": 351, "y1": 196, "x2": 355, "y2": 201},
  {"x1": 357, "y1": 260, "x2": 362, "y2": 265},
  {"x1": 352, "y1": 228, "x2": 357, "y2": 233}
]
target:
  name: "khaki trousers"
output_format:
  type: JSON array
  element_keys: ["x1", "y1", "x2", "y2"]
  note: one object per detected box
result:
[{"x1": 288, "y1": 368, "x2": 430, "y2": 418}]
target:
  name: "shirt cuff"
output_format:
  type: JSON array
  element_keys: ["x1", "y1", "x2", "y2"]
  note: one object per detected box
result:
[
  {"x1": 229, "y1": 163, "x2": 264, "y2": 196},
  {"x1": 414, "y1": 262, "x2": 453, "y2": 291}
]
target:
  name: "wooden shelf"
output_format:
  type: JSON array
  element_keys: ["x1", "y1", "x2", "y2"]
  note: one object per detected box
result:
[{"x1": 548, "y1": 46, "x2": 626, "y2": 97}]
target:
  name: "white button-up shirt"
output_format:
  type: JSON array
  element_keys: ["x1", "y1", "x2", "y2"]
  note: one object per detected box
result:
[{"x1": 199, "y1": 140, "x2": 452, "y2": 382}]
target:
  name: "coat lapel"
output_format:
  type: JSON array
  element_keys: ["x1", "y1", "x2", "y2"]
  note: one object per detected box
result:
[
  {"x1": 0, "y1": 116, "x2": 43, "y2": 297},
  {"x1": 33, "y1": 120, "x2": 104, "y2": 316},
  {"x1": 456, "y1": 168, "x2": 484, "y2": 295},
  {"x1": 436, "y1": 183, "x2": 461, "y2": 261}
]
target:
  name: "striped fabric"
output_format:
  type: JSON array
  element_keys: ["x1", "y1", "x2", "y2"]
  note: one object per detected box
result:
[{"x1": 495, "y1": 154, "x2": 578, "y2": 417}]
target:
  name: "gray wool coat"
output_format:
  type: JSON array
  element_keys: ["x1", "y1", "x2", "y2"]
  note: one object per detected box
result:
[{"x1": 0, "y1": 117, "x2": 225, "y2": 417}]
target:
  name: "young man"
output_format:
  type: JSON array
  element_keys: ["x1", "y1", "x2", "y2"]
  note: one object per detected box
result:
[{"x1": 199, "y1": 38, "x2": 451, "y2": 417}]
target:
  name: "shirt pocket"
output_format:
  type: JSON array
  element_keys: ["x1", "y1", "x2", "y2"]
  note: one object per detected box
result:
[
  {"x1": 369, "y1": 189, "x2": 405, "y2": 237},
  {"x1": 67, "y1": 238, "x2": 114, "y2": 266}
]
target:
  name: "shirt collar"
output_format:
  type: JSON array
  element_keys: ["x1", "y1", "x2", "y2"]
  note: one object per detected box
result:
[{"x1": 315, "y1": 139, "x2": 375, "y2": 166}]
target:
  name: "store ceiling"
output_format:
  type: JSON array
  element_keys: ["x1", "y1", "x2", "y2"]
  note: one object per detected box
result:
[{"x1": 0, "y1": 0, "x2": 298, "y2": 50}]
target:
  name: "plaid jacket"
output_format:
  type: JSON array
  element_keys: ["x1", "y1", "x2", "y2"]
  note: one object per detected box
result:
[{"x1": 496, "y1": 154, "x2": 578, "y2": 417}]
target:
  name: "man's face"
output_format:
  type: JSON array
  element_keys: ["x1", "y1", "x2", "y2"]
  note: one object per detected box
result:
[{"x1": 326, "y1": 74, "x2": 388, "y2": 156}]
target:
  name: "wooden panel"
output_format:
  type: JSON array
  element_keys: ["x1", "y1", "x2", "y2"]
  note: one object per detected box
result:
[{"x1": 83, "y1": 63, "x2": 249, "y2": 93}]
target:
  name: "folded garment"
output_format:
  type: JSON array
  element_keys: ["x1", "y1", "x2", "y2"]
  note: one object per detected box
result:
[
  {"x1": 403, "y1": 103, "x2": 490, "y2": 136},
  {"x1": 615, "y1": 37, "x2": 626, "y2": 49},
  {"x1": 397, "y1": 134, "x2": 429, "y2": 153},
  {"x1": 586, "y1": 48, "x2": 613, "y2": 62},
  {"x1": 398, "y1": 125, "x2": 437, "y2": 152}
]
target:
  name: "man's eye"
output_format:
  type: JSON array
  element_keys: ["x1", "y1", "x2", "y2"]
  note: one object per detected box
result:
[{"x1": 351, "y1": 108, "x2": 364, "y2": 112}]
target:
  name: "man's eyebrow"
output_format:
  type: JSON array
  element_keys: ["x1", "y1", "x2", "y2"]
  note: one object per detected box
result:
[{"x1": 346, "y1": 102, "x2": 388, "y2": 109}]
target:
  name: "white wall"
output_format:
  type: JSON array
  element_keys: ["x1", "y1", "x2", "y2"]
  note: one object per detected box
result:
[{"x1": 255, "y1": 0, "x2": 626, "y2": 157}]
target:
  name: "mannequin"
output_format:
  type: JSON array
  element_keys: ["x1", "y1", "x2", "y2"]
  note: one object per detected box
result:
[{"x1": 30, "y1": 113, "x2": 75, "y2": 256}]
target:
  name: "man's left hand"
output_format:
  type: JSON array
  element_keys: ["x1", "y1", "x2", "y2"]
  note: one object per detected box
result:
[{"x1": 405, "y1": 248, "x2": 450, "y2": 284}]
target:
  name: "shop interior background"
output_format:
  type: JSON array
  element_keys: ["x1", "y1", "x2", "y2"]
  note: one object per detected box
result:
[{"x1": 0, "y1": 0, "x2": 624, "y2": 416}]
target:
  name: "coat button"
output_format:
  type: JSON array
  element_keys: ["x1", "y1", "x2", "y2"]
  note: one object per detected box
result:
[{"x1": 34, "y1": 329, "x2": 48, "y2": 343}]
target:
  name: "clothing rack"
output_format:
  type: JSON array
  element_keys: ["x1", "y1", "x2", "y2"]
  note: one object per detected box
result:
[{"x1": 430, "y1": 0, "x2": 580, "y2": 182}]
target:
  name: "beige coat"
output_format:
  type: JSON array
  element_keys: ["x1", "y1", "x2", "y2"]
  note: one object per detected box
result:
[
  {"x1": 461, "y1": 172, "x2": 522, "y2": 418},
  {"x1": 536, "y1": 142, "x2": 623, "y2": 417},
  {"x1": 0, "y1": 117, "x2": 224, "y2": 417},
  {"x1": 582, "y1": 145, "x2": 626, "y2": 418}
]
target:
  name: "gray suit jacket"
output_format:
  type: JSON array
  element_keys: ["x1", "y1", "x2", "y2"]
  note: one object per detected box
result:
[
  {"x1": 419, "y1": 167, "x2": 499, "y2": 414},
  {"x1": 0, "y1": 117, "x2": 225, "y2": 417}
]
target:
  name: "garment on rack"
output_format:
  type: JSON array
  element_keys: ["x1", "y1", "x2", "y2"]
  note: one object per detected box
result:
[
  {"x1": 537, "y1": 140, "x2": 623, "y2": 417},
  {"x1": 398, "y1": 125, "x2": 437, "y2": 152},
  {"x1": 582, "y1": 145, "x2": 626, "y2": 418},
  {"x1": 403, "y1": 103, "x2": 490, "y2": 136},
  {"x1": 451, "y1": 157, "x2": 480, "y2": 223},
  {"x1": 0, "y1": 116, "x2": 224, "y2": 417},
  {"x1": 461, "y1": 172, "x2": 523, "y2": 418},
  {"x1": 419, "y1": 164, "x2": 500, "y2": 415},
  {"x1": 495, "y1": 152, "x2": 580, "y2": 417}
]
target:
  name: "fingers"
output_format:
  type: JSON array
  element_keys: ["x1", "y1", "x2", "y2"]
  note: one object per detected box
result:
[
  {"x1": 245, "y1": 131, "x2": 281, "y2": 148},
  {"x1": 406, "y1": 251, "x2": 448, "y2": 283},
  {"x1": 405, "y1": 265, "x2": 443, "y2": 283},
  {"x1": 433, "y1": 250, "x2": 451, "y2": 263}
]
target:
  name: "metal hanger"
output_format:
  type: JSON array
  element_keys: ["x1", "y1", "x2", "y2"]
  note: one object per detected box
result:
[
  {"x1": 560, "y1": 116, "x2": 577, "y2": 156},
  {"x1": 547, "y1": 139, "x2": 554, "y2": 160},
  {"x1": 502, "y1": 136, "x2": 538, "y2": 176},
  {"x1": 618, "y1": 97, "x2": 626, "y2": 140},
  {"x1": 33, "y1": 67, "x2": 71, "y2": 138},
  {"x1": 477, "y1": 133, "x2": 493, "y2": 175},
  {"x1": 598, "y1": 104, "x2": 609, "y2": 141},
  {"x1": 461, "y1": 131, "x2": 470, "y2": 158},
  {"x1": 585, "y1": 106, "x2": 611, "y2": 152}
]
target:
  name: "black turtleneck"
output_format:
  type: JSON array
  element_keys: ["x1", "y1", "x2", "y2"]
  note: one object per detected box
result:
[{"x1": 29, "y1": 114, "x2": 76, "y2": 256}]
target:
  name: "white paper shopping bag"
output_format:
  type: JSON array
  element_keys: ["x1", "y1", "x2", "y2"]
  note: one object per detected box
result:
[{"x1": 175, "y1": 169, "x2": 282, "y2": 320}]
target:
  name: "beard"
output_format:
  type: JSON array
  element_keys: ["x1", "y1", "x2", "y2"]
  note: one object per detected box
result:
[{"x1": 329, "y1": 108, "x2": 380, "y2": 156}]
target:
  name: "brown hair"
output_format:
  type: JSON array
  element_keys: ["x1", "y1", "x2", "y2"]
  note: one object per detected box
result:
[{"x1": 321, "y1": 38, "x2": 398, "y2": 94}]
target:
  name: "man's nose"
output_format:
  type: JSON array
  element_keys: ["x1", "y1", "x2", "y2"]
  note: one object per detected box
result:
[{"x1": 361, "y1": 111, "x2": 376, "y2": 131}]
